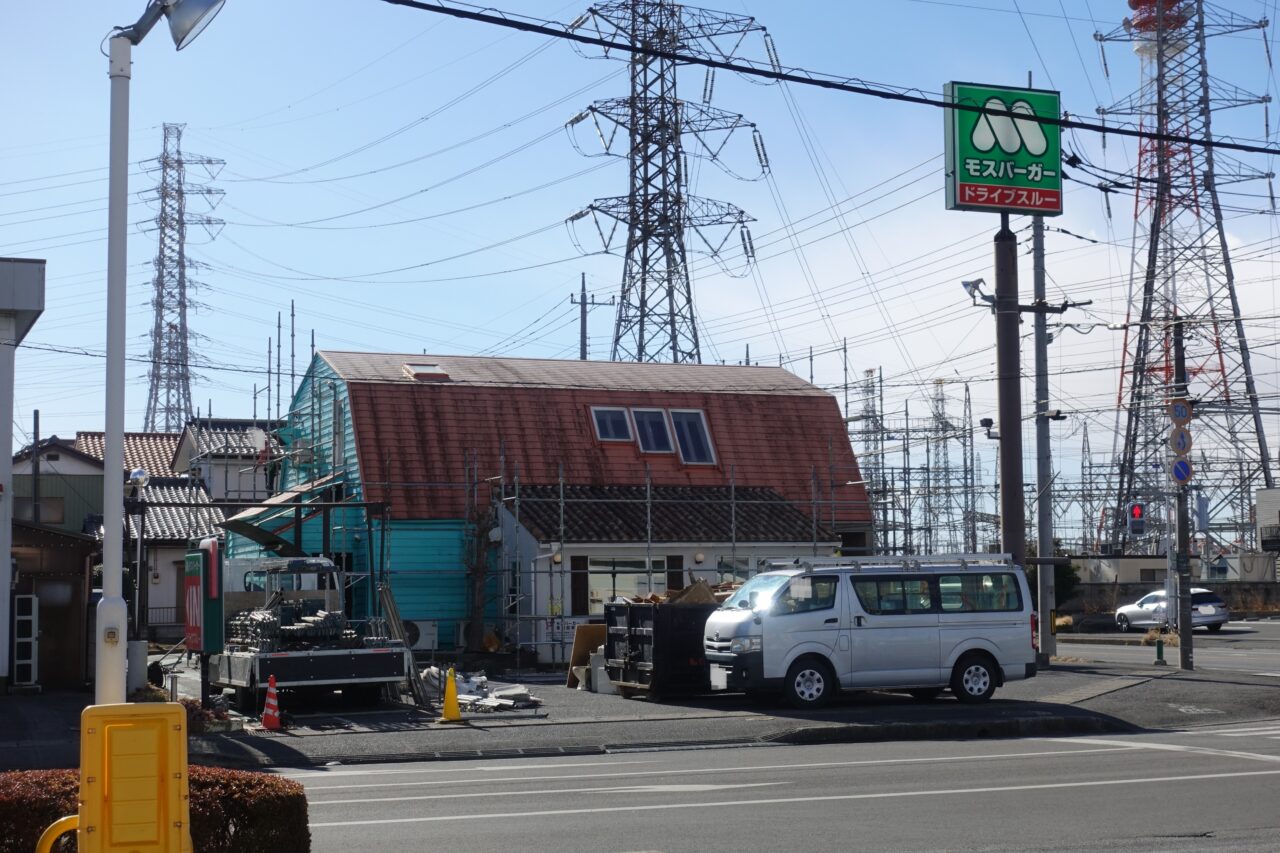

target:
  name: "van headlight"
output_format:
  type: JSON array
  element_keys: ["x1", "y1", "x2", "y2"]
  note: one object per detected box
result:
[{"x1": 730, "y1": 637, "x2": 762, "y2": 653}]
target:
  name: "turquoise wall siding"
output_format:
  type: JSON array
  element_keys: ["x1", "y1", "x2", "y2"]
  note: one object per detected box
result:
[{"x1": 225, "y1": 354, "x2": 486, "y2": 647}]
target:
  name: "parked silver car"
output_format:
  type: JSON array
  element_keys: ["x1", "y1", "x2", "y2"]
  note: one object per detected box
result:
[{"x1": 1114, "y1": 588, "x2": 1230, "y2": 632}]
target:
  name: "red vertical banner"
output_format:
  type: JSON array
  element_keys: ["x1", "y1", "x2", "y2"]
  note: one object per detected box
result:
[{"x1": 184, "y1": 552, "x2": 203, "y2": 651}]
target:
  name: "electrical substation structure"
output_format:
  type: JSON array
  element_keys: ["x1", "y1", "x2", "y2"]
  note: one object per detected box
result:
[
  {"x1": 567, "y1": 0, "x2": 768, "y2": 364},
  {"x1": 1097, "y1": 0, "x2": 1273, "y2": 553},
  {"x1": 141, "y1": 123, "x2": 224, "y2": 432}
]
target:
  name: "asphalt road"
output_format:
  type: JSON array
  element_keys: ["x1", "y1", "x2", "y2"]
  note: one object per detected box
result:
[
  {"x1": 294, "y1": 727, "x2": 1280, "y2": 852},
  {"x1": 1061, "y1": 620, "x2": 1280, "y2": 675}
]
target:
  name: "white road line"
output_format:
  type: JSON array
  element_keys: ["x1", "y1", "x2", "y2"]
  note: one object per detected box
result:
[
  {"x1": 1045, "y1": 736, "x2": 1280, "y2": 764},
  {"x1": 279, "y1": 760, "x2": 654, "y2": 780},
  {"x1": 301, "y1": 746, "x2": 1139, "y2": 791},
  {"x1": 310, "y1": 782, "x2": 783, "y2": 806},
  {"x1": 1212, "y1": 728, "x2": 1280, "y2": 737},
  {"x1": 310, "y1": 768, "x2": 1280, "y2": 828}
]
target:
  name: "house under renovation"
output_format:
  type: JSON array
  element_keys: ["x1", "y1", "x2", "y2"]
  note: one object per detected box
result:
[{"x1": 223, "y1": 352, "x2": 873, "y2": 660}]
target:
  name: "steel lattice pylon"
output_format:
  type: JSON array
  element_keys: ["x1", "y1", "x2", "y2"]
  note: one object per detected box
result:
[
  {"x1": 1098, "y1": 1, "x2": 1273, "y2": 551},
  {"x1": 141, "y1": 124, "x2": 223, "y2": 432},
  {"x1": 568, "y1": 1, "x2": 764, "y2": 363}
]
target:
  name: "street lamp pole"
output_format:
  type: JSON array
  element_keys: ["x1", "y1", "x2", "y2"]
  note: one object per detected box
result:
[{"x1": 97, "y1": 0, "x2": 225, "y2": 706}]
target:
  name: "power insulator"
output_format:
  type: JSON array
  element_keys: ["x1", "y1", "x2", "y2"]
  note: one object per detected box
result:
[
  {"x1": 753, "y1": 129, "x2": 770, "y2": 171},
  {"x1": 740, "y1": 225, "x2": 756, "y2": 262},
  {"x1": 764, "y1": 33, "x2": 781, "y2": 73},
  {"x1": 702, "y1": 67, "x2": 715, "y2": 104}
]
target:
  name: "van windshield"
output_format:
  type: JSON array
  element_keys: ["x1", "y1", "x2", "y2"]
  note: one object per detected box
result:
[{"x1": 721, "y1": 573, "x2": 792, "y2": 610}]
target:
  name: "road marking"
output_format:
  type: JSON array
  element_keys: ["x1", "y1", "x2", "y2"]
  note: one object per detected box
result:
[
  {"x1": 301, "y1": 746, "x2": 1138, "y2": 791},
  {"x1": 279, "y1": 760, "x2": 655, "y2": 780},
  {"x1": 1203, "y1": 725, "x2": 1280, "y2": 737},
  {"x1": 1046, "y1": 736, "x2": 1280, "y2": 764},
  {"x1": 309, "y1": 782, "x2": 782, "y2": 806},
  {"x1": 310, "y1": 768, "x2": 1280, "y2": 827}
]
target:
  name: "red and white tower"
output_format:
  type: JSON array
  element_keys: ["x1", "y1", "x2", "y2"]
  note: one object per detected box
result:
[{"x1": 1098, "y1": 0, "x2": 1273, "y2": 552}]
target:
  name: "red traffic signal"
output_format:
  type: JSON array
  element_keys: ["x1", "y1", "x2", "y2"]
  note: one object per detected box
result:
[{"x1": 1128, "y1": 501, "x2": 1146, "y2": 535}]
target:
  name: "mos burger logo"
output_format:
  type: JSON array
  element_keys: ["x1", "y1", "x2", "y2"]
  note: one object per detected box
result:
[{"x1": 970, "y1": 98, "x2": 1049, "y2": 157}]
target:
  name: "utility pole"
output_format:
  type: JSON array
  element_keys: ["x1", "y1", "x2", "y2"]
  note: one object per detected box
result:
[
  {"x1": 570, "y1": 274, "x2": 613, "y2": 361},
  {"x1": 1032, "y1": 215, "x2": 1055, "y2": 664},
  {"x1": 1174, "y1": 319, "x2": 1194, "y2": 670},
  {"x1": 994, "y1": 213, "x2": 1026, "y2": 568}
]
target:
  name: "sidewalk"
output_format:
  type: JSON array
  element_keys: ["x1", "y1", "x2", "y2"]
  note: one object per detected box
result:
[{"x1": 6, "y1": 660, "x2": 1279, "y2": 771}]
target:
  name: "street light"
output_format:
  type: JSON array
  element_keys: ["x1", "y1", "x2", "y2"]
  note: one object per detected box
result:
[{"x1": 98, "y1": 0, "x2": 225, "y2": 706}]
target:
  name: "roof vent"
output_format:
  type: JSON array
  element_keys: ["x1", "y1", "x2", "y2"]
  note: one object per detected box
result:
[{"x1": 403, "y1": 362, "x2": 450, "y2": 382}]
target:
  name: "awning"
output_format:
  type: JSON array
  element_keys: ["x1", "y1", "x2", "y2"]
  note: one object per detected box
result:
[{"x1": 219, "y1": 474, "x2": 342, "y2": 557}]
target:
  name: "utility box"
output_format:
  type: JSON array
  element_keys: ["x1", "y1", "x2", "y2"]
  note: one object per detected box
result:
[{"x1": 604, "y1": 602, "x2": 720, "y2": 698}]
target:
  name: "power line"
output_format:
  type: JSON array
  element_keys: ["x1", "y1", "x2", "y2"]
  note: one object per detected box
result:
[{"x1": 376, "y1": 0, "x2": 1280, "y2": 157}]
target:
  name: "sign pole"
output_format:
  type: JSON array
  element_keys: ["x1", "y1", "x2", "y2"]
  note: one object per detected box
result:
[
  {"x1": 995, "y1": 212, "x2": 1026, "y2": 568},
  {"x1": 1173, "y1": 319, "x2": 1193, "y2": 670}
]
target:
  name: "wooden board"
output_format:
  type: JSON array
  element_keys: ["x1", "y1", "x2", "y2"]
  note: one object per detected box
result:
[{"x1": 564, "y1": 624, "x2": 606, "y2": 688}]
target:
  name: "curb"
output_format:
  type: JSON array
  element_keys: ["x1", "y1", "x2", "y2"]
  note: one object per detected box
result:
[
  {"x1": 766, "y1": 713, "x2": 1133, "y2": 746},
  {"x1": 186, "y1": 711, "x2": 1131, "y2": 769}
]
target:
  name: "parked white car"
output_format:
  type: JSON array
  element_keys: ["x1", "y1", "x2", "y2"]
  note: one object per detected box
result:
[{"x1": 1114, "y1": 588, "x2": 1230, "y2": 633}]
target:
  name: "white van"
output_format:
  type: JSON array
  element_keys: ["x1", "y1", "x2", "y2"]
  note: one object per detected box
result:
[{"x1": 703, "y1": 555, "x2": 1037, "y2": 707}]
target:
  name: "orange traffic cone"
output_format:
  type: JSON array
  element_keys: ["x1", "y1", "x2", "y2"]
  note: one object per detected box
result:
[{"x1": 262, "y1": 674, "x2": 282, "y2": 730}]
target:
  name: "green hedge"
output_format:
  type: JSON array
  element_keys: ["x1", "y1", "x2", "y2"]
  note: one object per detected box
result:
[{"x1": 0, "y1": 766, "x2": 310, "y2": 853}]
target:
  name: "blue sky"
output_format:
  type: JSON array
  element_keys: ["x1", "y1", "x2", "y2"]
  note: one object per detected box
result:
[{"x1": 5, "y1": 1, "x2": 1280, "y2": 542}]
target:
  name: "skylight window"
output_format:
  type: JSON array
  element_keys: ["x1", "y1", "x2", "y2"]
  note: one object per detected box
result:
[
  {"x1": 403, "y1": 362, "x2": 450, "y2": 381},
  {"x1": 592, "y1": 407, "x2": 632, "y2": 442},
  {"x1": 670, "y1": 410, "x2": 715, "y2": 464},
  {"x1": 632, "y1": 409, "x2": 673, "y2": 453}
]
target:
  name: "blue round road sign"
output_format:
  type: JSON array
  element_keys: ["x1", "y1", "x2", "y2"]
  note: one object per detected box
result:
[{"x1": 1170, "y1": 457, "x2": 1194, "y2": 484}]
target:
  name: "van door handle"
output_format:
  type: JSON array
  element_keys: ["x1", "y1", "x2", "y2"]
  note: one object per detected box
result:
[
  {"x1": 855, "y1": 616, "x2": 865, "y2": 627},
  {"x1": 824, "y1": 617, "x2": 838, "y2": 624}
]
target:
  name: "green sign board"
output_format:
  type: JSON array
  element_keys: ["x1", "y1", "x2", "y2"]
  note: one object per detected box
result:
[{"x1": 945, "y1": 81, "x2": 1062, "y2": 216}]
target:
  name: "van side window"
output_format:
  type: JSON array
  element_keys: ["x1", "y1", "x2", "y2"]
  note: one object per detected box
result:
[
  {"x1": 851, "y1": 576, "x2": 935, "y2": 615},
  {"x1": 775, "y1": 575, "x2": 838, "y2": 614},
  {"x1": 939, "y1": 573, "x2": 1022, "y2": 612}
]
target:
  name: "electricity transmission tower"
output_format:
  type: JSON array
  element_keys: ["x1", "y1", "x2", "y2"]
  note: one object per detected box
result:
[
  {"x1": 141, "y1": 123, "x2": 223, "y2": 432},
  {"x1": 567, "y1": 1, "x2": 766, "y2": 363},
  {"x1": 1097, "y1": 1, "x2": 1273, "y2": 551}
]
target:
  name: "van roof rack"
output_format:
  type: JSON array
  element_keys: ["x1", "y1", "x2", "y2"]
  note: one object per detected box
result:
[{"x1": 763, "y1": 554, "x2": 1017, "y2": 574}]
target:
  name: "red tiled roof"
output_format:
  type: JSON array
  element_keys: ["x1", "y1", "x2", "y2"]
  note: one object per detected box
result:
[
  {"x1": 75, "y1": 431, "x2": 181, "y2": 476},
  {"x1": 338, "y1": 355, "x2": 871, "y2": 528}
]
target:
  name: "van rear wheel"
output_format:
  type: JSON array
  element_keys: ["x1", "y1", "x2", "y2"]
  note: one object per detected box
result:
[
  {"x1": 951, "y1": 653, "x2": 997, "y2": 704},
  {"x1": 784, "y1": 657, "x2": 836, "y2": 709}
]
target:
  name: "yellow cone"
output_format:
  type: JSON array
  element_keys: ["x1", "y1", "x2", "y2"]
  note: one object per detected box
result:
[{"x1": 441, "y1": 666, "x2": 462, "y2": 722}]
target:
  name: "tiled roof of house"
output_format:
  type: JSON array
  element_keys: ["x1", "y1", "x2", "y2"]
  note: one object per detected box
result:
[
  {"x1": 334, "y1": 353, "x2": 870, "y2": 527},
  {"x1": 77, "y1": 431, "x2": 182, "y2": 476},
  {"x1": 513, "y1": 484, "x2": 834, "y2": 543},
  {"x1": 320, "y1": 351, "x2": 826, "y2": 396},
  {"x1": 126, "y1": 477, "x2": 224, "y2": 542},
  {"x1": 181, "y1": 418, "x2": 284, "y2": 458}
]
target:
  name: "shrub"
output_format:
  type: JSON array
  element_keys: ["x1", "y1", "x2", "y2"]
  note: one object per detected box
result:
[
  {"x1": 180, "y1": 698, "x2": 229, "y2": 734},
  {"x1": 1141, "y1": 628, "x2": 1179, "y2": 647},
  {"x1": 0, "y1": 766, "x2": 309, "y2": 853}
]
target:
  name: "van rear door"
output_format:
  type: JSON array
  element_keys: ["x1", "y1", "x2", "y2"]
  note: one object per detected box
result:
[{"x1": 846, "y1": 575, "x2": 941, "y2": 687}]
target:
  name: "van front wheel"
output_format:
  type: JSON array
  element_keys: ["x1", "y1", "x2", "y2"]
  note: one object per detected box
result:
[
  {"x1": 784, "y1": 657, "x2": 836, "y2": 709},
  {"x1": 951, "y1": 653, "x2": 997, "y2": 704}
]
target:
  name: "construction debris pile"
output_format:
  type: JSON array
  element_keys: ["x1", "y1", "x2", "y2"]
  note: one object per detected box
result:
[
  {"x1": 420, "y1": 667, "x2": 541, "y2": 713},
  {"x1": 227, "y1": 602, "x2": 360, "y2": 652},
  {"x1": 615, "y1": 578, "x2": 740, "y2": 606}
]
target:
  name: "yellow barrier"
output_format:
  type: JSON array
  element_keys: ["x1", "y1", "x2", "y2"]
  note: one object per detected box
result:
[
  {"x1": 35, "y1": 702, "x2": 193, "y2": 852},
  {"x1": 35, "y1": 815, "x2": 78, "y2": 853}
]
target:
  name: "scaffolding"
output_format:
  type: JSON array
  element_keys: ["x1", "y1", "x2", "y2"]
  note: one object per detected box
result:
[{"x1": 850, "y1": 371, "x2": 990, "y2": 556}]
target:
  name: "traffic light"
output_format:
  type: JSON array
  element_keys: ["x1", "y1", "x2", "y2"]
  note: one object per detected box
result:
[{"x1": 1127, "y1": 501, "x2": 1146, "y2": 536}]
